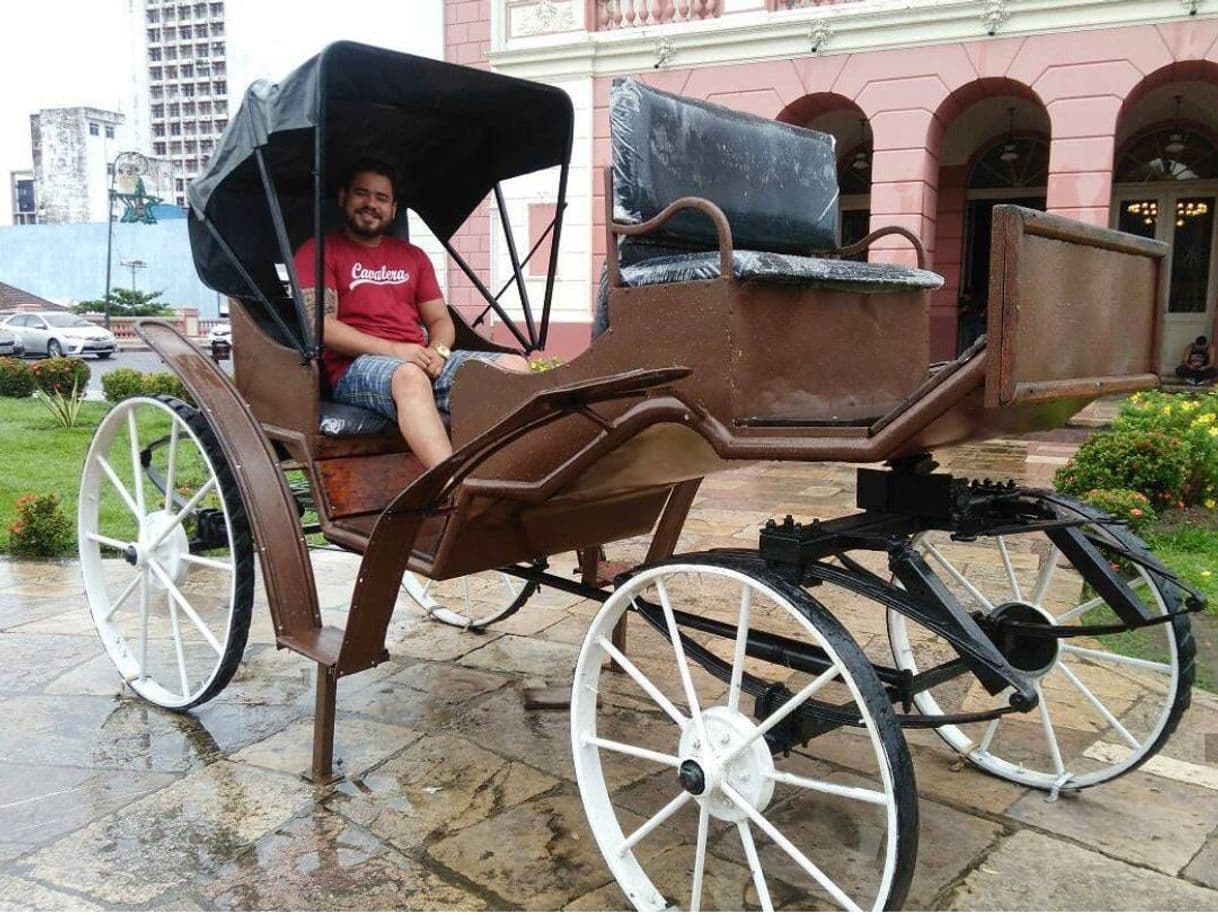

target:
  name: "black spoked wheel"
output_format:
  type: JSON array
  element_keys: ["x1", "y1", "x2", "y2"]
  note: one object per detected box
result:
[
  {"x1": 79, "y1": 395, "x2": 255, "y2": 709},
  {"x1": 888, "y1": 494, "x2": 1194, "y2": 791}
]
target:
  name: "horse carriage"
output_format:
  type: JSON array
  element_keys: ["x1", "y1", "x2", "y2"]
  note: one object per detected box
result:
[{"x1": 78, "y1": 42, "x2": 1205, "y2": 911}]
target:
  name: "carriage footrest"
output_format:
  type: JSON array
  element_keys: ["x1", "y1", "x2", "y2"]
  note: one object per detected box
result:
[{"x1": 278, "y1": 625, "x2": 345, "y2": 665}]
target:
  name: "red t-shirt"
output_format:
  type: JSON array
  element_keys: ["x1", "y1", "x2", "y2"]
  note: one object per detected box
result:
[{"x1": 293, "y1": 232, "x2": 444, "y2": 386}]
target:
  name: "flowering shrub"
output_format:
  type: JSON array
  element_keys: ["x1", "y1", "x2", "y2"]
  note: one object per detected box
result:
[
  {"x1": 1080, "y1": 488, "x2": 1157, "y2": 534},
  {"x1": 100, "y1": 367, "x2": 145, "y2": 402},
  {"x1": 31, "y1": 357, "x2": 90, "y2": 399},
  {"x1": 0, "y1": 357, "x2": 35, "y2": 398},
  {"x1": 7, "y1": 493, "x2": 73, "y2": 558},
  {"x1": 529, "y1": 356, "x2": 564, "y2": 372},
  {"x1": 100, "y1": 368, "x2": 193, "y2": 405},
  {"x1": 1056, "y1": 390, "x2": 1218, "y2": 509}
]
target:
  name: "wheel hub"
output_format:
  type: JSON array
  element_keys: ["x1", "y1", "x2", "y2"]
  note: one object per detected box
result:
[
  {"x1": 987, "y1": 601, "x2": 1060, "y2": 678},
  {"x1": 677, "y1": 706, "x2": 774, "y2": 822},
  {"x1": 139, "y1": 510, "x2": 190, "y2": 588}
]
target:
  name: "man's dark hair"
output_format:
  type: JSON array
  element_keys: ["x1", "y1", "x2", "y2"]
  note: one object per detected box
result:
[
  {"x1": 344, "y1": 157, "x2": 398, "y2": 198},
  {"x1": 1197, "y1": 336, "x2": 1209, "y2": 345}
]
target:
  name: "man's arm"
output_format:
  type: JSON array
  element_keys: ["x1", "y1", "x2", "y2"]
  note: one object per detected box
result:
[
  {"x1": 418, "y1": 297, "x2": 455, "y2": 351},
  {"x1": 303, "y1": 286, "x2": 438, "y2": 373}
]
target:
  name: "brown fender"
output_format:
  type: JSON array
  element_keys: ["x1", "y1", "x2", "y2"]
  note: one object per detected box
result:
[{"x1": 134, "y1": 320, "x2": 322, "y2": 652}]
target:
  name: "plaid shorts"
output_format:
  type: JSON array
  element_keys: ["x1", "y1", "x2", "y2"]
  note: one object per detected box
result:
[{"x1": 331, "y1": 350, "x2": 502, "y2": 425}]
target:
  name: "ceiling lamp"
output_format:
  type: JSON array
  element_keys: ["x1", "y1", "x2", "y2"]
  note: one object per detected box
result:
[
  {"x1": 1000, "y1": 107, "x2": 1019, "y2": 162},
  {"x1": 852, "y1": 117, "x2": 871, "y2": 171},
  {"x1": 1165, "y1": 95, "x2": 1186, "y2": 155}
]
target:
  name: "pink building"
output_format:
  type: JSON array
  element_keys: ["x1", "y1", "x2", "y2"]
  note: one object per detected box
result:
[{"x1": 445, "y1": 0, "x2": 1218, "y2": 370}]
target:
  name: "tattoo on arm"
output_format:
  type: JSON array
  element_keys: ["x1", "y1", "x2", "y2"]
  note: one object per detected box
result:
[{"x1": 301, "y1": 287, "x2": 337, "y2": 326}]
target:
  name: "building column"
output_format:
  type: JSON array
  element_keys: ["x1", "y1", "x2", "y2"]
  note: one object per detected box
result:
[
  {"x1": 1044, "y1": 98, "x2": 1121, "y2": 226},
  {"x1": 867, "y1": 109, "x2": 940, "y2": 269}
]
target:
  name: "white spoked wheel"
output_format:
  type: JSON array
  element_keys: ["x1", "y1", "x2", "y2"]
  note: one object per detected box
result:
[
  {"x1": 79, "y1": 396, "x2": 254, "y2": 710},
  {"x1": 887, "y1": 496, "x2": 1193, "y2": 792},
  {"x1": 572, "y1": 558, "x2": 917, "y2": 912},
  {"x1": 401, "y1": 569, "x2": 537, "y2": 630}
]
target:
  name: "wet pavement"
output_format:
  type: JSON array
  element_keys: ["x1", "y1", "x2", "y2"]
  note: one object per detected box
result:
[{"x1": 2, "y1": 435, "x2": 1217, "y2": 911}]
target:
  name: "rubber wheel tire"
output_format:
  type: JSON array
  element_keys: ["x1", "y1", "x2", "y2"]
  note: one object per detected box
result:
[
  {"x1": 96, "y1": 352, "x2": 112, "y2": 360},
  {"x1": 159, "y1": 395, "x2": 256, "y2": 707},
  {"x1": 47, "y1": 339, "x2": 62, "y2": 358}
]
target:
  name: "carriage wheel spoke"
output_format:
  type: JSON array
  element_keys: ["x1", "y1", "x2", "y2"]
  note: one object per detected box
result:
[
  {"x1": 736, "y1": 821, "x2": 774, "y2": 913},
  {"x1": 723, "y1": 782, "x2": 859, "y2": 912},
  {"x1": 690, "y1": 805, "x2": 709, "y2": 913},
  {"x1": 598, "y1": 637, "x2": 688, "y2": 728},
  {"x1": 163, "y1": 418, "x2": 180, "y2": 513},
  {"x1": 1031, "y1": 546, "x2": 1061, "y2": 606},
  {"x1": 1055, "y1": 575, "x2": 1148, "y2": 625},
  {"x1": 138, "y1": 572, "x2": 150, "y2": 681},
  {"x1": 615, "y1": 791, "x2": 692, "y2": 858},
  {"x1": 654, "y1": 580, "x2": 711, "y2": 751},
  {"x1": 102, "y1": 571, "x2": 144, "y2": 623},
  {"x1": 499, "y1": 572, "x2": 520, "y2": 599},
  {"x1": 464, "y1": 575, "x2": 473, "y2": 618},
  {"x1": 925, "y1": 543, "x2": 993, "y2": 610},
  {"x1": 166, "y1": 590, "x2": 191, "y2": 697},
  {"x1": 584, "y1": 735, "x2": 680, "y2": 769},
  {"x1": 146, "y1": 478, "x2": 217, "y2": 554},
  {"x1": 148, "y1": 559, "x2": 223, "y2": 655},
  {"x1": 1060, "y1": 644, "x2": 1171, "y2": 674},
  {"x1": 721, "y1": 665, "x2": 840, "y2": 768},
  {"x1": 181, "y1": 553, "x2": 234, "y2": 573},
  {"x1": 97, "y1": 455, "x2": 141, "y2": 521},
  {"x1": 767, "y1": 770, "x2": 888, "y2": 806},
  {"x1": 1037, "y1": 687, "x2": 1066, "y2": 778},
  {"x1": 127, "y1": 410, "x2": 146, "y2": 517},
  {"x1": 1057, "y1": 661, "x2": 1141, "y2": 750},
  {"x1": 726, "y1": 583, "x2": 753, "y2": 714},
  {"x1": 996, "y1": 537, "x2": 1023, "y2": 602},
  {"x1": 976, "y1": 715, "x2": 1002, "y2": 756},
  {"x1": 87, "y1": 532, "x2": 130, "y2": 553}
]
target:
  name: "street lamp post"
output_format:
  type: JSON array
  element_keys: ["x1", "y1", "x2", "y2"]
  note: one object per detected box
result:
[{"x1": 103, "y1": 151, "x2": 150, "y2": 330}]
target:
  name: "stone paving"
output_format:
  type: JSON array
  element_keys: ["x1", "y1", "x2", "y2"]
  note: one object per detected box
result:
[{"x1": 1, "y1": 437, "x2": 1217, "y2": 911}]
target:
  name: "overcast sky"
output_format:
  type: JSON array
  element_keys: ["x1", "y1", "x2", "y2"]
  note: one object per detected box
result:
[{"x1": 0, "y1": 0, "x2": 443, "y2": 219}]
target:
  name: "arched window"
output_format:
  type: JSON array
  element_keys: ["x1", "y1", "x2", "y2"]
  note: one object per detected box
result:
[
  {"x1": 969, "y1": 135, "x2": 1049, "y2": 189},
  {"x1": 1115, "y1": 127, "x2": 1218, "y2": 182}
]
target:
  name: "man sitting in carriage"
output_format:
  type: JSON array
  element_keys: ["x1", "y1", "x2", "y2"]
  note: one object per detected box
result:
[{"x1": 293, "y1": 158, "x2": 530, "y2": 467}]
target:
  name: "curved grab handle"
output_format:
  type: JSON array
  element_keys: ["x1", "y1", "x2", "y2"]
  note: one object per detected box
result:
[{"x1": 816, "y1": 225, "x2": 929, "y2": 270}]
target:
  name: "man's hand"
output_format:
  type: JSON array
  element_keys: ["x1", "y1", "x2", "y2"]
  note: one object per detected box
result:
[{"x1": 391, "y1": 342, "x2": 445, "y2": 378}]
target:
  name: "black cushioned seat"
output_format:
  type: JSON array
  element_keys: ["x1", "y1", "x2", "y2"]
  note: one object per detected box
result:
[
  {"x1": 594, "y1": 251, "x2": 943, "y2": 337},
  {"x1": 596, "y1": 79, "x2": 944, "y2": 338},
  {"x1": 319, "y1": 400, "x2": 391, "y2": 437}
]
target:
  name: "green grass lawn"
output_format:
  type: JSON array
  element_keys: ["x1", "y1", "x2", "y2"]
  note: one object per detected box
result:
[
  {"x1": 0, "y1": 398, "x2": 112, "y2": 552},
  {"x1": 1146, "y1": 521, "x2": 1218, "y2": 616}
]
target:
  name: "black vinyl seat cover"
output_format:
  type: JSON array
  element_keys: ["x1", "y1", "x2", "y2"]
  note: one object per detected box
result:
[
  {"x1": 319, "y1": 400, "x2": 391, "y2": 437},
  {"x1": 595, "y1": 79, "x2": 943, "y2": 337}
]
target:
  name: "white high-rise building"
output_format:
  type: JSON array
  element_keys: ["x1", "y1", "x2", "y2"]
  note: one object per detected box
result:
[{"x1": 133, "y1": 0, "x2": 229, "y2": 208}]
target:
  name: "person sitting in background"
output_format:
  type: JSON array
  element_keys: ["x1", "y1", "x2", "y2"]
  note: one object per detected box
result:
[
  {"x1": 294, "y1": 158, "x2": 529, "y2": 467},
  {"x1": 1175, "y1": 335, "x2": 1216, "y2": 385}
]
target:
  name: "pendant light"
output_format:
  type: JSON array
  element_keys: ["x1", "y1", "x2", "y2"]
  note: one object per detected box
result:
[
  {"x1": 1000, "y1": 107, "x2": 1019, "y2": 162},
  {"x1": 1165, "y1": 95, "x2": 1186, "y2": 155},
  {"x1": 852, "y1": 117, "x2": 871, "y2": 172}
]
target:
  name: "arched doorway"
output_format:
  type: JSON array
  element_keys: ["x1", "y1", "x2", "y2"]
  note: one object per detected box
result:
[
  {"x1": 1113, "y1": 77, "x2": 1218, "y2": 370},
  {"x1": 929, "y1": 81, "x2": 1050, "y2": 357},
  {"x1": 958, "y1": 126, "x2": 1050, "y2": 350},
  {"x1": 777, "y1": 95, "x2": 871, "y2": 253}
]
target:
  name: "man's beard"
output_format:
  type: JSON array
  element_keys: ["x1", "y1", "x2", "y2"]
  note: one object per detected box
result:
[{"x1": 345, "y1": 208, "x2": 387, "y2": 239}]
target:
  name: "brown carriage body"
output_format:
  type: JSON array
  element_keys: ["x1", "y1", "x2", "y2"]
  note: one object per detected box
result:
[{"x1": 136, "y1": 57, "x2": 1168, "y2": 788}]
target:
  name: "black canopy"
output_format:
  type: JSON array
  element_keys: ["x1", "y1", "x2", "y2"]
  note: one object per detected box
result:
[{"x1": 188, "y1": 41, "x2": 574, "y2": 352}]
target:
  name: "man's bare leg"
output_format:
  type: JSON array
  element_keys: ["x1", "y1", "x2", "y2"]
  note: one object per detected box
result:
[
  {"x1": 495, "y1": 353, "x2": 531, "y2": 373},
  {"x1": 391, "y1": 363, "x2": 452, "y2": 468}
]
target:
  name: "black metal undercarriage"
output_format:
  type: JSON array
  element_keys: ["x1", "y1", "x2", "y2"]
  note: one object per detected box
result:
[{"x1": 494, "y1": 462, "x2": 1207, "y2": 756}]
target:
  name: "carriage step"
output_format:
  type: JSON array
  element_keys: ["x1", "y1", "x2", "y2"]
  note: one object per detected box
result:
[{"x1": 278, "y1": 625, "x2": 345, "y2": 665}]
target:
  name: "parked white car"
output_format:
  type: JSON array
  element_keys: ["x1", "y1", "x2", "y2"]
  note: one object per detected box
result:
[
  {"x1": 208, "y1": 323, "x2": 232, "y2": 347},
  {"x1": 1, "y1": 312, "x2": 116, "y2": 359}
]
